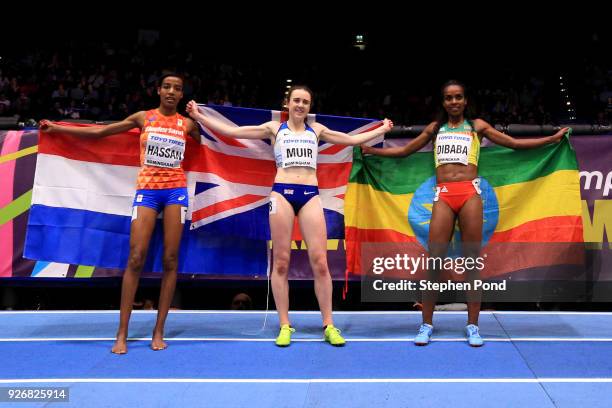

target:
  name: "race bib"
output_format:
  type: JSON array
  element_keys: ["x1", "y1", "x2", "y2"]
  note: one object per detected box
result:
[
  {"x1": 277, "y1": 139, "x2": 317, "y2": 168},
  {"x1": 144, "y1": 133, "x2": 185, "y2": 168},
  {"x1": 269, "y1": 196, "x2": 277, "y2": 214},
  {"x1": 435, "y1": 133, "x2": 472, "y2": 166}
]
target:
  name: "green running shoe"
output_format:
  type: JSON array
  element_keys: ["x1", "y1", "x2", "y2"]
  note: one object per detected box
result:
[
  {"x1": 275, "y1": 324, "x2": 295, "y2": 347},
  {"x1": 324, "y1": 325, "x2": 346, "y2": 346}
]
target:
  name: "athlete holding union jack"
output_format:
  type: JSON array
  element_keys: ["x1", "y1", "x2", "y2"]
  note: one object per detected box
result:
[{"x1": 187, "y1": 85, "x2": 393, "y2": 346}]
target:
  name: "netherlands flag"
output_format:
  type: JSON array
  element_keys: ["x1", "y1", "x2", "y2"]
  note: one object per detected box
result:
[{"x1": 23, "y1": 121, "x2": 266, "y2": 276}]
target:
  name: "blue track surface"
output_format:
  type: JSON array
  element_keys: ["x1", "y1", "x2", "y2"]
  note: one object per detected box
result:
[{"x1": 1, "y1": 311, "x2": 611, "y2": 407}]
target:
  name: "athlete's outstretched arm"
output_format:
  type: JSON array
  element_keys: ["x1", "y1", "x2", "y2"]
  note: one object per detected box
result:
[
  {"x1": 186, "y1": 100, "x2": 276, "y2": 140},
  {"x1": 185, "y1": 118, "x2": 201, "y2": 143},
  {"x1": 315, "y1": 119, "x2": 393, "y2": 146},
  {"x1": 361, "y1": 122, "x2": 436, "y2": 157},
  {"x1": 475, "y1": 119, "x2": 570, "y2": 149},
  {"x1": 39, "y1": 112, "x2": 143, "y2": 138}
]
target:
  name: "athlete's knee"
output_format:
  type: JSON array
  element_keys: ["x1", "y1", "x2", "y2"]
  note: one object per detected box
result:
[
  {"x1": 461, "y1": 242, "x2": 481, "y2": 258},
  {"x1": 467, "y1": 267, "x2": 482, "y2": 282},
  {"x1": 162, "y1": 252, "x2": 179, "y2": 271},
  {"x1": 310, "y1": 253, "x2": 329, "y2": 277},
  {"x1": 127, "y1": 249, "x2": 147, "y2": 272},
  {"x1": 273, "y1": 256, "x2": 290, "y2": 276}
]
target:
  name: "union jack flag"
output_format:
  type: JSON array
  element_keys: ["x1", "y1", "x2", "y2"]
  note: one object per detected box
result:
[{"x1": 190, "y1": 104, "x2": 381, "y2": 240}]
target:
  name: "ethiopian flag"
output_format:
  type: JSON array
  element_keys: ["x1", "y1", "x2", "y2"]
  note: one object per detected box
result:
[{"x1": 345, "y1": 135, "x2": 584, "y2": 278}]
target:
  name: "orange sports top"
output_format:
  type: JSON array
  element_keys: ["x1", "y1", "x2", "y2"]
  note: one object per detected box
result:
[{"x1": 136, "y1": 109, "x2": 188, "y2": 190}]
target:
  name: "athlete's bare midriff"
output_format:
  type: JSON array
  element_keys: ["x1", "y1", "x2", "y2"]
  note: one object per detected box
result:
[
  {"x1": 436, "y1": 163, "x2": 478, "y2": 183},
  {"x1": 274, "y1": 166, "x2": 318, "y2": 186}
]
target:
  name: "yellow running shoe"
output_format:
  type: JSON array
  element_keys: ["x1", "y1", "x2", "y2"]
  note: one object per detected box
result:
[
  {"x1": 324, "y1": 325, "x2": 346, "y2": 346},
  {"x1": 275, "y1": 324, "x2": 295, "y2": 347}
]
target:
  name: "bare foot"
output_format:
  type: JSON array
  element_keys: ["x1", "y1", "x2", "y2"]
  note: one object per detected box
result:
[
  {"x1": 151, "y1": 332, "x2": 167, "y2": 351},
  {"x1": 111, "y1": 334, "x2": 128, "y2": 354}
]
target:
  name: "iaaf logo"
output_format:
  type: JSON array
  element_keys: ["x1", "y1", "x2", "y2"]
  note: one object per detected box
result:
[{"x1": 580, "y1": 171, "x2": 612, "y2": 196}]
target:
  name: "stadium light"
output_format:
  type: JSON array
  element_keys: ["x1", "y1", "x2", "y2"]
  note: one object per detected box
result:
[{"x1": 354, "y1": 34, "x2": 366, "y2": 51}]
